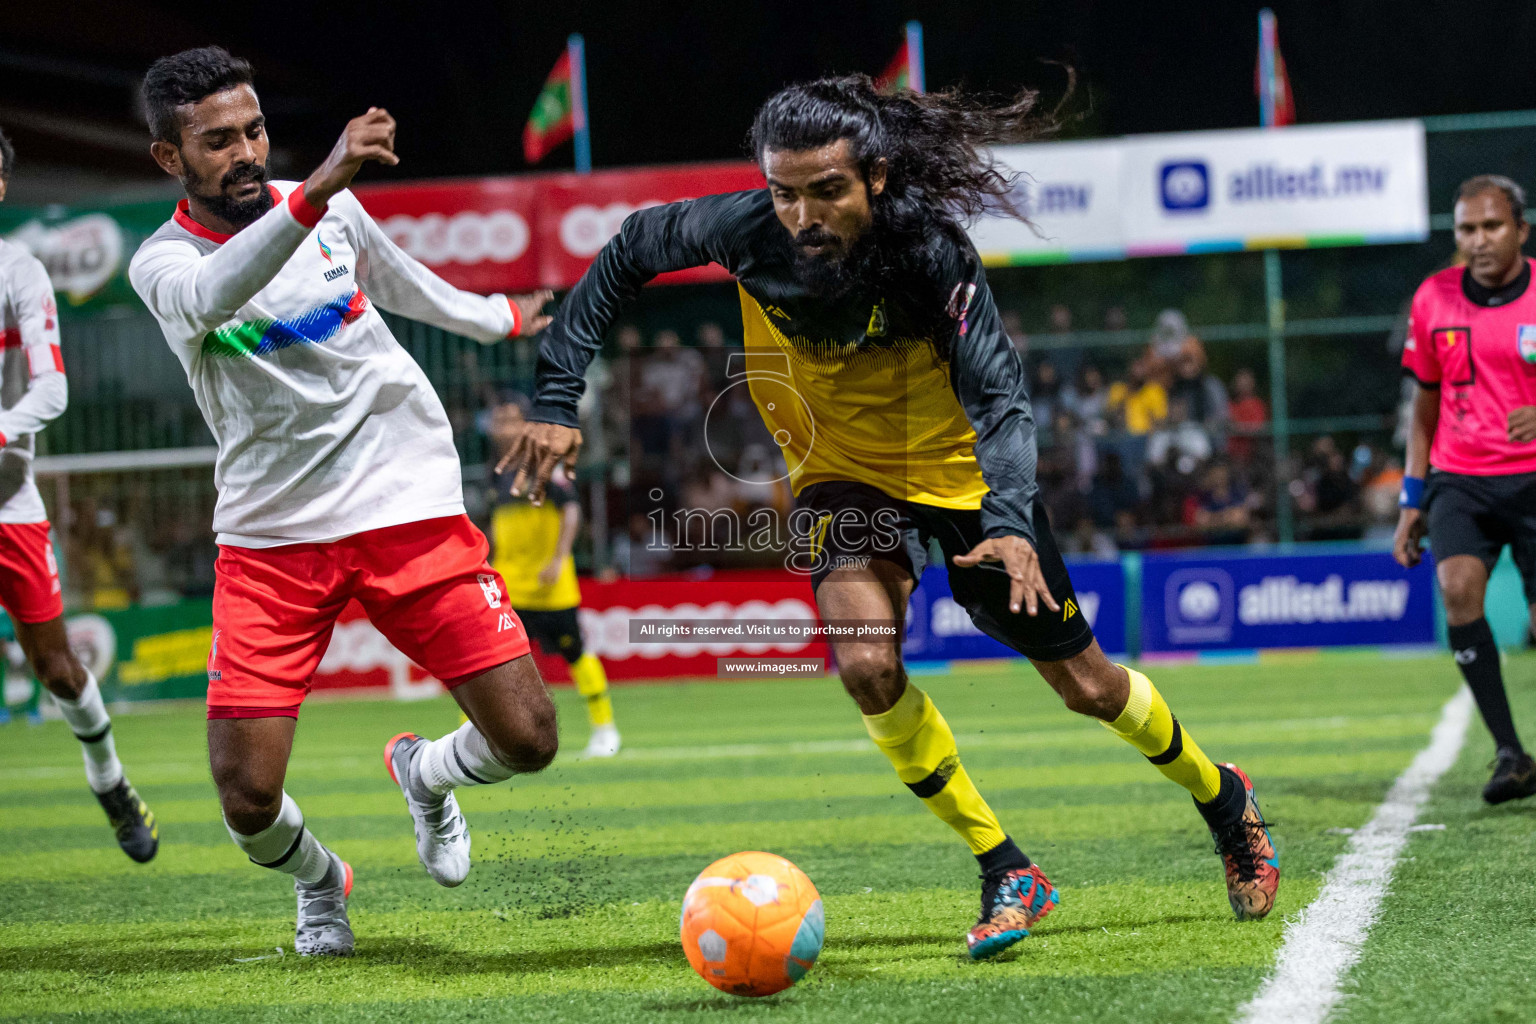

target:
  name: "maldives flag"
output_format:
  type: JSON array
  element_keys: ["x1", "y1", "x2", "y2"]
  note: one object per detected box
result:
[
  {"x1": 1254, "y1": 33, "x2": 1296, "y2": 125},
  {"x1": 524, "y1": 49, "x2": 575, "y2": 164},
  {"x1": 875, "y1": 40, "x2": 914, "y2": 92},
  {"x1": 874, "y1": 24, "x2": 924, "y2": 94}
]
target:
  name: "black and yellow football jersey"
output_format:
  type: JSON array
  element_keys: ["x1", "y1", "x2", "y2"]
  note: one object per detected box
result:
[{"x1": 530, "y1": 188, "x2": 1040, "y2": 544}]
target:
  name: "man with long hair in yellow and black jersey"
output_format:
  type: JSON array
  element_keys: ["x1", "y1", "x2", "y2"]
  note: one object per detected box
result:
[
  {"x1": 488, "y1": 399, "x2": 619, "y2": 758},
  {"x1": 502, "y1": 76, "x2": 1278, "y2": 959}
]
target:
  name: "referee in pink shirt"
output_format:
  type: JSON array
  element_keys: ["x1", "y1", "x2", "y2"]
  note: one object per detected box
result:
[{"x1": 1397, "y1": 174, "x2": 1536, "y2": 804}]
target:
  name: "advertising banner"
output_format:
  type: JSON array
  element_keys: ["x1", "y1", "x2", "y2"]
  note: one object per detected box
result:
[
  {"x1": 971, "y1": 140, "x2": 1126, "y2": 265},
  {"x1": 979, "y1": 120, "x2": 1428, "y2": 263},
  {"x1": 1140, "y1": 550, "x2": 1436, "y2": 653},
  {"x1": 532, "y1": 163, "x2": 766, "y2": 289},
  {"x1": 904, "y1": 559, "x2": 1126, "y2": 661},
  {"x1": 0, "y1": 200, "x2": 172, "y2": 313},
  {"x1": 1118, "y1": 119, "x2": 1429, "y2": 254}
]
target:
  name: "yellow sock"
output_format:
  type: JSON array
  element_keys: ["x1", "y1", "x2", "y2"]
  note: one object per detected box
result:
[
  {"x1": 862, "y1": 683, "x2": 1008, "y2": 856},
  {"x1": 570, "y1": 653, "x2": 614, "y2": 728},
  {"x1": 1104, "y1": 666, "x2": 1222, "y2": 803}
]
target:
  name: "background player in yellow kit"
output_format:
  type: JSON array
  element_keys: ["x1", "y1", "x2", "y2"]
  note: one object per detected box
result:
[{"x1": 489, "y1": 399, "x2": 620, "y2": 757}]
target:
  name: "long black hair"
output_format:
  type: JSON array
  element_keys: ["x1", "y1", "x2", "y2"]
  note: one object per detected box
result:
[{"x1": 748, "y1": 74, "x2": 1062, "y2": 264}]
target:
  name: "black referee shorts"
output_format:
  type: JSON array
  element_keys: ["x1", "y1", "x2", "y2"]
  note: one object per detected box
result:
[
  {"x1": 1424, "y1": 469, "x2": 1536, "y2": 601},
  {"x1": 514, "y1": 607, "x2": 585, "y2": 663},
  {"x1": 794, "y1": 480, "x2": 1096, "y2": 662}
]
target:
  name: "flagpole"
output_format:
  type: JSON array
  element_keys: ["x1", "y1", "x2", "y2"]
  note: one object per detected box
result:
[
  {"x1": 906, "y1": 21, "x2": 925, "y2": 94},
  {"x1": 568, "y1": 33, "x2": 592, "y2": 174},
  {"x1": 1257, "y1": 8, "x2": 1292, "y2": 543}
]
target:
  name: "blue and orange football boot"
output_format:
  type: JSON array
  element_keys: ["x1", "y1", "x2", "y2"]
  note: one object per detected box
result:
[
  {"x1": 1209, "y1": 763, "x2": 1279, "y2": 921},
  {"x1": 965, "y1": 863, "x2": 1058, "y2": 960}
]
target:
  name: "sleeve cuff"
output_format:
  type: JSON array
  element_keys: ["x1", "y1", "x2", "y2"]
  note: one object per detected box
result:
[
  {"x1": 503, "y1": 295, "x2": 523, "y2": 338},
  {"x1": 529, "y1": 403, "x2": 580, "y2": 427},
  {"x1": 287, "y1": 184, "x2": 328, "y2": 229},
  {"x1": 1400, "y1": 367, "x2": 1441, "y2": 390},
  {"x1": 0, "y1": 432, "x2": 8, "y2": 447}
]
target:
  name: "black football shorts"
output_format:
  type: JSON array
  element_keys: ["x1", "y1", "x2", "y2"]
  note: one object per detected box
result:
[
  {"x1": 1424, "y1": 469, "x2": 1536, "y2": 601},
  {"x1": 793, "y1": 480, "x2": 1095, "y2": 662}
]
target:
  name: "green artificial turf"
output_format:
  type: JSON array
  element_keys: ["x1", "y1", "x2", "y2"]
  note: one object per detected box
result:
[{"x1": 2, "y1": 654, "x2": 1515, "y2": 1023}]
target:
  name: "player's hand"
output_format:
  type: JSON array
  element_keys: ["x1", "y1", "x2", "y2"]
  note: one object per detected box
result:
[
  {"x1": 511, "y1": 290, "x2": 555, "y2": 336},
  {"x1": 537, "y1": 560, "x2": 562, "y2": 587},
  {"x1": 1508, "y1": 406, "x2": 1536, "y2": 443},
  {"x1": 498, "y1": 421, "x2": 582, "y2": 506},
  {"x1": 1392, "y1": 508, "x2": 1428, "y2": 569},
  {"x1": 304, "y1": 108, "x2": 399, "y2": 208},
  {"x1": 952, "y1": 535, "x2": 1061, "y2": 616}
]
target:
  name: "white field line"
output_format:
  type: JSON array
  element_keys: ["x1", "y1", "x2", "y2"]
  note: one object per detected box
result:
[{"x1": 1234, "y1": 687, "x2": 1473, "y2": 1024}]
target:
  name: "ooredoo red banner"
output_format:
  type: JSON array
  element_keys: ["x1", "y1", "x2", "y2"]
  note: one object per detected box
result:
[
  {"x1": 309, "y1": 570, "x2": 825, "y2": 696},
  {"x1": 352, "y1": 160, "x2": 762, "y2": 296}
]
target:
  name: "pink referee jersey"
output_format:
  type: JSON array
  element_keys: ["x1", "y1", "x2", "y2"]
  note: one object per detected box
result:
[{"x1": 1402, "y1": 258, "x2": 1536, "y2": 476}]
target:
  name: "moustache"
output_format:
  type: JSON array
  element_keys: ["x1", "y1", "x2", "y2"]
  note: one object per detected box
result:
[
  {"x1": 222, "y1": 164, "x2": 268, "y2": 189},
  {"x1": 793, "y1": 229, "x2": 842, "y2": 252}
]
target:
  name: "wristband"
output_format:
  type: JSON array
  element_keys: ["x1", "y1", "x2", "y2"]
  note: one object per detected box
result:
[
  {"x1": 287, "y1": 184, "x2": 327, "y2": 229},
  {"x1": 1399, "y1": 475, "x2": 1424, "y2": 509},
  {"x1": 0, "y1": 432, "x2": 7, "y2": 447},
  {"x1": 504, "y1": 295, "x2": 522, "y2": 338}
]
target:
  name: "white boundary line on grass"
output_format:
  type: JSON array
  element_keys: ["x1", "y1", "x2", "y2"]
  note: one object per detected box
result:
[{"x1": 1234, "y1": 686, "x2": 1473, "y2": 1024}]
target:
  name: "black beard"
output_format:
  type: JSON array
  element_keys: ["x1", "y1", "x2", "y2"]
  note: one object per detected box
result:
[
  {"x1": 789, "y1": 225, "x2": 883, "y2": 299},
  {"x1": 184, "y1": 162, "x2": 273, "y2": 229}
]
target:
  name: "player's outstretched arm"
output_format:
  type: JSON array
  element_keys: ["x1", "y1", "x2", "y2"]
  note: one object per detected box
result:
[
  {"x1": 130, "y1": 109, "x2": 400, "y2": 341},
  {"x1": 506, "y1": 190, "x2": 758, "y2": 502},
  {"x1": 0, "y1": 258, "x2": 67, "y2": 447},
  {"x1": 348, "y1": 195, "x2": 551, "y2": 342}
]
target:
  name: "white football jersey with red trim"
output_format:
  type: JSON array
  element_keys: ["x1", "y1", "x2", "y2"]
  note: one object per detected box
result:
[
  {"x1": 130, "y1": 182, "x2": 519, "y2": 548},
  {"x1": 0, "y1": 238, "x2": 67, "y2": 524}
]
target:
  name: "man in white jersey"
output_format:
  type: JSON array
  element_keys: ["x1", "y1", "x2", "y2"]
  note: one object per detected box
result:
[
  {"x1": 0, "y1": 126, "x2": 158, "y2": 862},
  {"x1": 129, "y1": 48, "x2": 558, "y2": 957}
]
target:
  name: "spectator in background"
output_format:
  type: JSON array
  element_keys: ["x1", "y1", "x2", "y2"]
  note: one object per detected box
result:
[
  {"x1": 1187, "y1": 460, "x2": 1253, "y2": 544},
  {"x1": 1149, "y1": 308, "x2": 1194, "y2": 364},
  {"x1": 1087, "y1": 449, "x2": 1142, "y2": 529},
  {"x1": 1108, "y1": 350, "x2": 1168, "y2": 437},
  {"x1": 1063, "y1": 364, "x2": 1111, "y2": 439},
  {"x1": 1297, "y1": 436, "x2": 1362, "y2": 538},
  {"x1": 1103, "y1": 305, "x2": 1128, "y2": 332},
  {"x1": 696, "y1": 320, "x2": 735, "y2": 396},
  {"x1": 1170, "y1": 337, "x2": 1228, "y2": 441},
  {"x1": 1030, "y1": 359, "x2": 1062, "y2": 447},
  {"x1": 1226, "y1": 367, "x2": 1268, "y2": 463},
  {"x1": 1147, "y1": 394, "x2": 1214, "y2": 476},
  {"x1": 1002, "y1": 309, "x2": 1028, "y2": 356}
]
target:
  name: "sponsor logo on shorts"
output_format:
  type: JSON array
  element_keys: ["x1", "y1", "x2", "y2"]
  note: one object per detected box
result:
[
  {"x1": 478, "y1": 574, "x2": 503, "y2": 609},
  {"x1": 497, "y1": 612, "x2": 518, "y2": 633},
  {"x1": 208, "y1": 628, "x2": 223, "y2": 681},
  {"x1": 1063, "y1": 597, "x2": 1078, "y2": 621}
]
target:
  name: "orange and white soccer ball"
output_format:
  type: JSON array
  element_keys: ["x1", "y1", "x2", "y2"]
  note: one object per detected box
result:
[{"x1": 679, "y1": 851, "x2": 825, "y2": 997}]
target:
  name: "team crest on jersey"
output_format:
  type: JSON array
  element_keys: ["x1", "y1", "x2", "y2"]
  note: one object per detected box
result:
[
  {"x1": 1518, "y1": 325, "x2": 1536, "y2": 364},
  {"x1": 867, "y1": 299, "x2": 888, "y2": 337}
]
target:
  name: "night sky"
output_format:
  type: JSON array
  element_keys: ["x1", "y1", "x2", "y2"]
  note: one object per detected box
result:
[{"x1": 5, "y1": 0, "x2": 1536, "y2": 200}]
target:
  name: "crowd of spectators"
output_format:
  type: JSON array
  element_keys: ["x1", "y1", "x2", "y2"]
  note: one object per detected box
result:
[{"x1": 1022, "y1": 306, "x2": 1406, "y2": 556}]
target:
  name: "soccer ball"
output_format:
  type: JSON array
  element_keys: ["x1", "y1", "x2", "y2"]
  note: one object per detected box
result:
[{"x1": 679, "y1": 851, "x2": 824, "y2": 997}]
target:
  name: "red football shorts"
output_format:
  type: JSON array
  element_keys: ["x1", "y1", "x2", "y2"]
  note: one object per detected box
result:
[
  {"x1": 207, "y1": 515, "x2": 531, "y2": 719},
  {"x1": 0, "y1": 521, "x2": 63, "y2": 624}
]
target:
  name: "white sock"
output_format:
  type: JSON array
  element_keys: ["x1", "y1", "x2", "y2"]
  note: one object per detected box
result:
[
  {"x1": 416, "y1": 721, "x2": 518, "y2": 796},
  {"x1": 225, "y1": 792, "x2": 334, "y2": 886},
  {"x1": 52, "y1": 671, "x2": 123, "y2": 794}
]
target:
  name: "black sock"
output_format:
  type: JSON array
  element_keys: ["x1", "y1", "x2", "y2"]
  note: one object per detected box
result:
[
  {"x1": 1449, "y1": 618, "x2": 1525, "y2": 755},
  {"x1": 976, "y1": 835, "x2": 1031, "y2": 876},
  {"x1": 1194, "y1": 764, "x2": 1244, "y2": 829}
]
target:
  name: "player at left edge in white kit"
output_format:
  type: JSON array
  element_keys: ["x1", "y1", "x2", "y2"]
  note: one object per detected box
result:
[{"x1": 0, "y1": 125, "x2": 159, "y2": 862}]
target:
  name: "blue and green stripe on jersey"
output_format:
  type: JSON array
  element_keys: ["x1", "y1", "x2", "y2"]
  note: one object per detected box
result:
[{"x1": 201, "y1": 288, "x2": 367, "y2": 359}]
